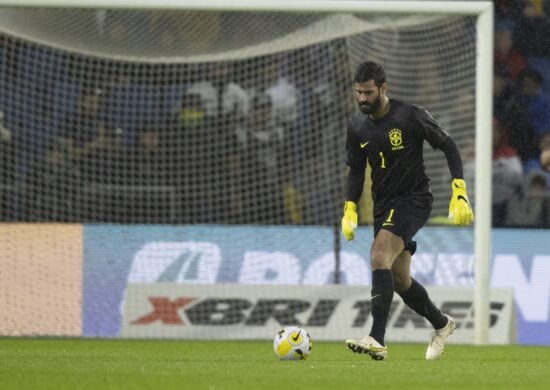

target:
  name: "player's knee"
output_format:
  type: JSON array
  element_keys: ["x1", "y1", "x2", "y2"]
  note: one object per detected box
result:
[{"x1": 370, "y1": 248, "x2": 394, "y2": 269}]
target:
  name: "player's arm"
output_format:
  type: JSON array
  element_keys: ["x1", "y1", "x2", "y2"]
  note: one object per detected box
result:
[
  {"x1": 341, "y1": 121, "x2": 366, "y2": 240},
  {"x1": 437, "y1": 137, "x2": 474, "y2": 225},
  {"x1": 414, "y1": 106, "x2": 474, "y2": 226},
  {"x1": 342, "y1": 164, "x2": 365, "y2": 241}
]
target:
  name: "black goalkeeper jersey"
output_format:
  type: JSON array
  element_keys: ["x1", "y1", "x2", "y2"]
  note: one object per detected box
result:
[{"x1": 345, "y1": 99, "x2": 452, "y2": 214}]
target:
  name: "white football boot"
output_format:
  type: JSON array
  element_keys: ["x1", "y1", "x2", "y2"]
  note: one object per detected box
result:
[
  {"x1": 345, "y1": 335, "x2": 387, "y2": 361},
  {"x1": 426, "y1": 314, "x2": 456, "y2": 360}
]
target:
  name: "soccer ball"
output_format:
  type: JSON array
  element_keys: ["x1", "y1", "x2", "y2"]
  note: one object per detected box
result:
[{"x1": 273, "y1": 326, "x2": 312, "y2": 360}]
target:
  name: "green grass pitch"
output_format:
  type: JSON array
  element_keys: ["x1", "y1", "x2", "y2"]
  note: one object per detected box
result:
[{"x1": 1, "y1": 338, "x2": 550, "y2": 389}]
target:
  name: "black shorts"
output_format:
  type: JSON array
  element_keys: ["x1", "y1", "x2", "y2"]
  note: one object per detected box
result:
[{"x1": 373, "y1": 196, "x2": 432, "y2": 255}]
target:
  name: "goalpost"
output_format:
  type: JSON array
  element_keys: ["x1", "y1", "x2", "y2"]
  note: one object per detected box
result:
[{"x1": 0, "y1": 0, "x2": 493, "y2": 344}]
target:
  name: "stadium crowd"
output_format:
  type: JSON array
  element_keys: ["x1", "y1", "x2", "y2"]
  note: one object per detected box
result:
[
  {"x1": 0, "y1": 32, "x2": 346, "y2": 225},
  {"x1": 1, "y1": 0, "x2": 550, "y2": 228},
  {"x1": 491, "y1": 0, "x2": 550, "y2": 226}
]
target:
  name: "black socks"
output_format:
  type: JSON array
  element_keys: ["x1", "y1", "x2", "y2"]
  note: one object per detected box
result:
[
  {"x1": 398, "y1": 278, "x2": 448, "y2": 330},
  {"x1": 369, "y1": 274, "x2": 448, "y2": 345},
  {"x1": 369, "y1": 269, "x2": 394, "y2": 346}
]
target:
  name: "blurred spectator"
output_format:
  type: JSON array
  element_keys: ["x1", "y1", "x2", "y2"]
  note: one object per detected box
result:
[
  {"x1": 509, "y1": 1, "x2": 550, "y2": 95},
  {"x1": 239, "y1": 94, "x2": 285, "y2": 223},
  {"x1": 28, "y1": 138, "x2": 81, "y2": 221},
  {"x1": 517, "y1": 68, "x2": 550, "y2": 169},
  {"x1": 492, "y1": 118, "x2": 524, "y2": 226},
  {"x1": 244, "y1": 56, "x2": 303, "y2": 222},
  {"x1": 78, "y1": 125, "x2": 129, "y2": 221},
  {"x1": 514, "y1": 0, "x2": 550, "y2": 58},
  {"x1": 494, "y1": 66, "x2": 534, "y2": 163},
  {"x1": 243, "y1": 94, "x2": 284, "y2": 172},
  {"x1": 493, "y1": 65, "x2": 517, "y2": 122},
  {"x1": 527, "y1": 0, "x2": 546, "y2": 15},
  {"x1": 122, "y1": 123, "x2": 173, "y2": 223},
  {"x1": 506, "y1": 170, "x2": 550, "y2": 227},
  {"x1": 58, "y1": 87, "x2": 109, "y2": 168},
  {"x1": 495, "y1": 0, "x2": 524, "y2": 21},
  {"x1": 186, "y1": 62, "x2": 249, "y2": 126},
  {"x1": 176, "y1": 92, "x2": 208, "y2": 131},
  {"x1": 81, "y1": 126, "x2": 127, "y2": 185},
  {"x1": 520, "y1": 68, "x2": 550, "y2": 138},
  {"x1": 245, "y1": 55, "x2": 301, "y2": 128},
  {"x1": 494, "y1": 21, "x2": 527, "y2": 80},
  {"x1": 174, "y1": 92, "x2": 227, "y2": 223},
  {"x1": 127, "y1": 124, "x2": 166, "y2": 185}
]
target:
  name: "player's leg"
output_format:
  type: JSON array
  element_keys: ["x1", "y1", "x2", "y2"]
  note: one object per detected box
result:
[
  {"x1": 346, "y1": 229, "x2": 403, "y2": 360},
  {"x1": 368, "y1": 229, "x2": 404, "y2": 345},
  {"x1": 392, "y1": 249, "x2": 456, "y2": 360},
  {"x1": 393, "y1": 249, "x2": 447, "y2": 327}
]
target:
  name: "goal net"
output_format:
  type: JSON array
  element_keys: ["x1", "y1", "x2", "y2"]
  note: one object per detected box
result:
[
  {"x1": 0, "y1": 6, "x2": 477, "y2": 224},
  {"x1": 0, "y1": 1, "x2": 495, "y2": 342}
]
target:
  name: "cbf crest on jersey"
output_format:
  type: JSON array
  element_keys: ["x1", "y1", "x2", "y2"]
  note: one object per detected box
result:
[{"x1": 389, "y1": 128, "x2": 404, "y2": 151}]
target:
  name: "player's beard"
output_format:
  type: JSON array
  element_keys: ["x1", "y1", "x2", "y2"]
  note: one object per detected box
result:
[{"x1": 358, "y1": 93, "x2": 382, "y2": 115}]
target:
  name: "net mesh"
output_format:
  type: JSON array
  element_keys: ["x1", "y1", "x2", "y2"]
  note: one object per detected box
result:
[
  {"x1": 0, "y1": 8, "x2": 476, "y2": 225},
  {"x1": 0, "y1": 6, "x2": 485, "y2": 340}
]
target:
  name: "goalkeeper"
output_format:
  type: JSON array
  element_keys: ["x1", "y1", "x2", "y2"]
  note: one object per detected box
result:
[{"x1": 342, "y1": 61, "x2": 473, "y2": 361}]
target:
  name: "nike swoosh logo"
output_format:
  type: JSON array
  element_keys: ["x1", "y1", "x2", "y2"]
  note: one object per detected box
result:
[
  {"x1": 360, "y1": 141, "x2": 369, "y2": 148},
  {"x1": 457, "y1": 195, "x2": 469, "y2": 203},
  {"x1": 371, "y1": 294, "x2": 381, "y2": 300},
  {"x1": 292, "y1": 330, "x2": 302, "y2": 342}
]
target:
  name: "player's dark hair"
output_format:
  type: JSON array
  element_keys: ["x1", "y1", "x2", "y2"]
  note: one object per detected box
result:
[{"x1": 354, "y1": 61, "x2": 386, "y2": 87}]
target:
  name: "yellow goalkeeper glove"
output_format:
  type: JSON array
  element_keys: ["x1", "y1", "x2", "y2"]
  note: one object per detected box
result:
[
  {"x1": 448, "y1": 178, "x2": 474, "y2": 226},
  {"x1": 341, "y1": 201, "x2": 358, "y2": 241}
]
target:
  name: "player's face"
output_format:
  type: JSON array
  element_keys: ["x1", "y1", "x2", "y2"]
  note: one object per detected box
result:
[{"x1": 354, "y1": 81, "x2": 383, "y2": 115}]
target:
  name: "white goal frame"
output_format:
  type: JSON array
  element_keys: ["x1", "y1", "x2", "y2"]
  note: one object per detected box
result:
[{"x1": 0, "y1": 0, "x2": 494, "y2": 345}]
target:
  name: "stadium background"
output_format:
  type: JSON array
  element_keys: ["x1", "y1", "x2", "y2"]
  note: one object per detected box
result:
[{"x1": 1, "y1": 2, "x2": 549, "y2": 347}]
